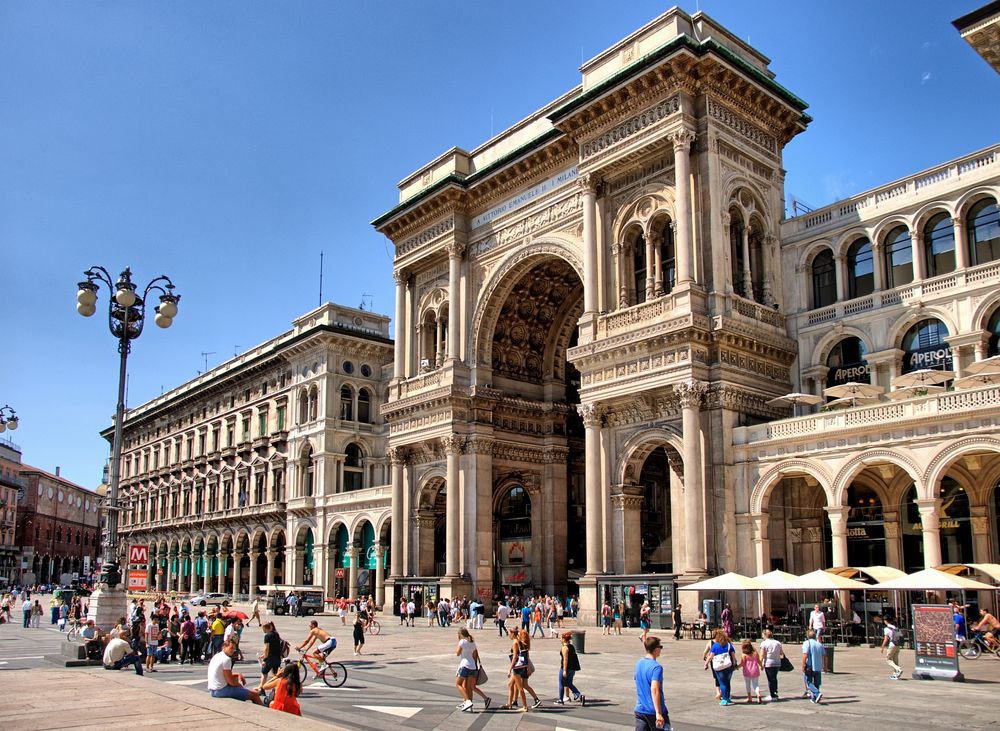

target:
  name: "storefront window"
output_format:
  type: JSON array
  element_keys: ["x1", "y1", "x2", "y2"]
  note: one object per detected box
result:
[
  {"x1": 846, "y1": 483, "x2": 885, "y2": 566},
  {"x1": 826, "y1": 337, "x2": 869, "y2": 388},
  {"x1": 901, "y1": 319, "x2": 951, "y2": 373},
  {"x1": 938, "y1": 478, "x2": 973, "y2": 566}
]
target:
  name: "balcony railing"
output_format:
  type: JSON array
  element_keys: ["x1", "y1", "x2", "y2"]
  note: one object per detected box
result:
[{"x1": 734, "y1": 384, "x2": 1000, "y2": 446}]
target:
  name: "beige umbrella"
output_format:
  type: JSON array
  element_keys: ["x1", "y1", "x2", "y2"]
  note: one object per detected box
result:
[
  {"x1": 885, "y1": 385, "x2": 945, "y2": 400},
  {"x1": 964, "y1": 355, "x2": 1000, "y2": 375},
  {"x1": 955, "y1": 373, "x2": 1000, "y2": 389},
  {"x1": 678, "y1": 572, "x2": 767, "y2": 591},
  {"x1": 754, "y1": 569, "x2": 801, "y2": 589},
  {"x1": 824, "y1": 381, "x2": 884, "y2": 400},
  {"x1": 825, "y1": 395, "x2": 878, "y2": 409},
  {"x1": 766, "y1": 392, "x2": 824, "y2": 416},
  {"x1": 791, "y1": 569, "x2": 871, "y2": 591},
  {"x1": 870, "y1": 568, "x2": 996, "y2": 591},
  {"x1": 891, "y1": 369, "x2": 954, "y2": 389}
]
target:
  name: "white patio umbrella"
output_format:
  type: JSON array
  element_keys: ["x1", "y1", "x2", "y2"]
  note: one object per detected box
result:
[
  {"x1": 825, "y1": 395, "x2": 878, "y2": 409},
  {"x1": 766, "y1": 392, "x2": 825, "y2": 416},
  {"x1": 964, "y1": 355, "x2": 1000, "y2": 375},
  {"x1": 891, "y1": 369, "x2": 954, "y2": 389},
  {"x1": 955, "y1": 373, "x2": 1000, "y2": 389},
  {"x1": 679, "y1": 572, "x2": 767, "y2": 591},
  {"x1": 870, "y1": 568, "x2": 996, "y2": 592},
  {"x1": 823, "y1": 381, "x2": 884, "y2": 400},
  {"x1": 754, "y1": 569, "x2": 801, "y2": 589},
  {"x1": 885, "y1": 385, "x2": 945, "y2": 400},
  {"x1": 791, "y1": 569, "x2": 871, "y2": 591}
]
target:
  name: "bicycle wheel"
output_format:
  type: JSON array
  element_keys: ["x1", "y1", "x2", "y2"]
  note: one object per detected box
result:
[
  {"x1": 958, "y1": 640, "x2": 981, "y2": 659},
  {"x1": 369, "y1": 620, "x2": 381, "y2": 636},
  {"x1": 296, "y1": 659, "x2": 310, "y2": 683},
  {"x1": 321, "y1": 661, "x2": 347, "y2": 688}
]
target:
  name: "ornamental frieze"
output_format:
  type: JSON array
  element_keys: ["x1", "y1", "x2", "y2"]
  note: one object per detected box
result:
[
  {"x1": 469, "y1": 192, "x2": 582, "y2": 260},
  {"x1": 718, "y1": 348, "x2": 791, "y2": 382},
  {"x1": 492, "y1": 442, "x2": 547, "y2": 464},
  {"x1": 397, "y1": 216, "x2": 455, "y2": 257},
  {"x1": 707, "y1": 98, "x2": 777, "y2": 159},
  {"x1": 579, "y1": 96, "x2": 680, "y2": 161},
  {"x1": 582, "y1": 346, "x2": 693, "y2": 387},
  {"x1": 717, "y1": 141, "x2": 776, "y2": 185}
]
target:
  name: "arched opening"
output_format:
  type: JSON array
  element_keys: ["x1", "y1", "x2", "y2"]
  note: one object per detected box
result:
[
  {"x1": 308, "y1": 386, "x2": 319, "y2": 421},
  {"x1": 924, "y1": 212, "x2": 955, "y2": 277},
  {"x1": 883, "y1": 226, "x2": 913, "y2": 288},
  {"x1": 297, "y1": 527, "x2": 315, "y2": 585},
  {"x1": 639, "y1": 447, "x2": 673, "y2": 573},
  {"x1": 729, "y1": 210, "x2": 747, "y2": 297},
  {"x1": 495, "y1": 484, "x2": 532, "y2": 593},
  {"x1": 847, "y1": 238, "x2": 875, "y2": 299},
  {"x1": 811, "y1": 248, "x2": 837, "y2": 308},
  {"x1": 993, "y1": 479, "x2": 1000, "y2": 566},
  {"x1": 330, "y1": 524, "x2": 350, "y2": 597},
  {"x1": 826, "y1": 336, "x2": 869, "y2": 389},
  {"x1": 900, "y1": 484, "x2": 922, "y2": 572},
  {"x1": 300, "y1": 444, "x2": 315, "y2": 497},
  {"x1": 748, "y1": 217, "x2": 767, "y2": 303},
  {"x1": 987, "y1": 308, "x2": 1000, "y2": 357},
  {"x1": 220, "y1": 535, "x2": 234, "y2": 594},
  {"x1": 340, "y1": 385, "x2": 354, "y2": 421},
  {"x1": 845, "y1": 482, "x2": 886, "y2": 566},
  {"x1": 298, "y1": 389, "x2": 308, "y2": 424},
  {"x1": 415, "y1": 480, "x2": 447, "y2": 577},
  {"x1": 253, "y1": 534, "x2": 267, "y2": 595},
  {"x1": 357, "y1": 388, "x2": 372, "y2": 424},
  {"x1": 937, "y1": 477, "x2": 973, "y2": 566},
  {"x1": 766, "y1": 476, "x2": 828, "y2": 574},
  {"x1": 631, "y1": 228, "x2": 648, "y2": 304},
  {"x1": 967, "y1": 198, "x2": 1000, "y2": 266},
  {"x1": 901, "y1": 318, "x2": 951, "y2": 373},
  {"x1": 356, "y1": 521, "x2": 376, "y2": 598},
  {"x1": 658, "y1": 218, "x2": 676, "y2": 295},
  {"x1": 271, "y1": 531, "x2": 286, "y2": 585},
  {"x1": 344, "y1": 443, "x2": 363, "y2": 492}
]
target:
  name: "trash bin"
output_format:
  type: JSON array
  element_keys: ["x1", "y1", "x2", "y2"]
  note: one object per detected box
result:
[
  {"x1": 822, "y1": 644, "x2": 835, "y2": 673},
  {"x1": 571, "y1": 630, "x2": 586, "y2": 654}
]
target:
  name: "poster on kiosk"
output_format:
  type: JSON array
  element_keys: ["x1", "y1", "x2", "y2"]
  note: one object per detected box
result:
[{"x1": 912, "y1": 604, "x2": 963, "y2": 681}]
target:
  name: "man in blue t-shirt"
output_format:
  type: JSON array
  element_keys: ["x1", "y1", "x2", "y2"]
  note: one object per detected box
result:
[
  {"x1": 801, "y1": 629, "x2": 826, "y2": 704},
  {"x1": 633, "y1": 636, "x2": 671, "y2": 731},
  {"x1": 520, "y1": 604, "x2": 531, "y2": 631}
]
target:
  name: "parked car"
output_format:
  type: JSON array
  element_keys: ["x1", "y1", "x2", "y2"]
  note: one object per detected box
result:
[{"x1": 187, "y1": 592, "x2": 231, "y2": 607}]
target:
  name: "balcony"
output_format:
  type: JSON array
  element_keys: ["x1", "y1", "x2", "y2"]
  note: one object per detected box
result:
[
  {"x1": 252, "y1": 435, "x2": 270, "y2": 450},
  {"x1": 221, "y1": 446, "x2": 237, "y2": 458},
  {"x1": 271, "y1": 430, "x2": 288, "y2": 445},
  {"x1": 734, "y1": 383, "x2": 1000, "y2": 446}
]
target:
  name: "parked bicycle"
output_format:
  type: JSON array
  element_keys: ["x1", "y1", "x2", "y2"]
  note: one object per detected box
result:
[
  {"x1": 958, "y1": 633, "x2": 1000, "y2": 659},
  {"x1": 294, "y1": 652, "x2": 348, "y2": 687}
]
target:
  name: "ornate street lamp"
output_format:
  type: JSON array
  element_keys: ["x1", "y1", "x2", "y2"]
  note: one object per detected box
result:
[
  {"x1": 77, "y1": 267, "x2": 179, "y2": 621},
  {"x1": 0, "y1": 405, "x2": 18, "y2": 433}
]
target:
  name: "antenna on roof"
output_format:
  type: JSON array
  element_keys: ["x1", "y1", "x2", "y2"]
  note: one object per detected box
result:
[
  {"x1": 360, "y1": 294, "x2": 372, "y2": 312},
  {"x1": 233, "y1": 345, "x2": 241, "y2": 357},
  {"x1": 200, "y1": 351, "x2": 216, "y2": 373},
  {"x1": 319, "y1": 251, "x2": 324, "y2": 306}
]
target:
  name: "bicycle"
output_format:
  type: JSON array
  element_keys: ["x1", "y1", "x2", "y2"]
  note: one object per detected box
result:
[
  {"x1": 65, "y1": 618, "x2": 85, "y2": 641},
  {"x1": 958, "y1": 633, "x2": 1000, "y2": 659},
  {"x1": 366, "y1": 619, "x2": 381, "y2": 636},
  {"x1": 294, "y1": 652, "x2": 348, "y2": 688}
]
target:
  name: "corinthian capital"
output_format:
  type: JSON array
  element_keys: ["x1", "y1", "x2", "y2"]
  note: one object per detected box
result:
[
  {"x1": 669, "y1": 128, "x2": 696, "y2": 151},
  {"x1": 578, "y1": 173, "x2": 601, "y2": 195},
  {"x1": 445, "y1": 240, "x2": 465, "y2": 258},
  {"x1": 441, "y1": 434, "x2": 465, "y2": 455},
  {"x1": 386, "y1": 447, "x2": 407, "y2": 466},
  {"x1": 576, "y1": 403, "x2": 603, "y2": 428},
  {"x1": 675, "y1": 380, "x2": 707, "y2": 409}
]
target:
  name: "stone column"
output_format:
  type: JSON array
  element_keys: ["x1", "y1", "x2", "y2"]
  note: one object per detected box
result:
[
  {"x1": 611, "y1": 485, "x2": 644, "y2": 574},
  {"x1": 434, "y1": 318, "x2": 443, "y2": 367},
  {"x1": 915, "y1": 498, "x2": 942, "y2": 568},
  {"x1": 443, "y1": 435, "x2": 463, "y2": 577},
  {"x1": 750, "y1": 513, "x2": 770, "y2": 577},
  {"x1": 148, "y1": 560, "x2": 156, "y2": 591},
  {"x1": 217, "y1": 551, "x2": 229, "y2": 593},
  {"x1": 612, "y1": 243, "x2": 627, "y2": 308},
  {"x1": 388, "y1": 448, "x2": 405, "y2": 578},
  {"x1": 248, "y1": 551, "x2": 258, "y2": 596},
  {"x1": 911, "y1": 229, "x2": 926, "y2": 282},
  {"x1": 233, "y1": 551, "x2": 246, "y2": 595},
  {"x1": 872, "y1": 243, "x2": 885, "y2": 291},
  {"x1": 644, "y1": 229, "x2": 656, "y2": 300},
  {"x1": 825, "y1": 506, "x2": 849, "y2": 568},
  {"x1": 446, "y1": 242, "x2": 463, "y2": 362},
  {"x1": 579, "y1": 403, "x2": 604, "y2": 576},
  {"x1": 678, "y1": 382, "x2": 707, "y2": 575},
  {"x1": 741, "y1": 226, "x2": 753, "y2": 299},
  {"x1": 580, "y1": 174, "x2": 599, "y2": 315},
  {"x1": 415, "y1": 510, "x2": 436, "y2": 576},
  {"x1": 373, "y1": 544, "x2": 385, "y2": 607},
  {"x1": 405, "y1": 275, "x2": 415, "y2": 378},
  {"x1": 393, "y1": 270, "x2": 406, "y2": 379},
  {"x1": 650, "y1": 229, "x2": 664, "y2": 296},
  {"x1": 954, "y1": 218, "x2": 969, "y2": 269},
  {"x1": 834, "y1": 255, "x2": 848, "y2": 302},
  {"x1": 347, "y1": 546, "x2": 359, "y2": 599},
  {"x1": 265, "y1": 549, "x2": 276, "y2": 585},
  {"x1": 671, "y1": 129, "x2": 696, "y2": 285}
]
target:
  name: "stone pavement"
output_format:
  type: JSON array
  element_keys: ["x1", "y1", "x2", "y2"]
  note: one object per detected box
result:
[{"x1": 2, "y1": 598, "x2": 999, "y2": 729}]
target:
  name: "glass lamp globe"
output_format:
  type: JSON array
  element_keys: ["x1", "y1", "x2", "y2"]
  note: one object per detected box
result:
[
  {"x1": 158, "y1": 299, "x2": 178, "y2": 318},
  {"x1": 154, "y1": 312, "x2": 173, "y2": 329},
  {"x1": 77, "y1": 288, "x2": 97, "y2": 307},
  {"x1": 77, "y1": 302, "x2": 97, "y2": 317},
  {"x1": 115, "y1": 288, "x2": 137, "y2": 307}
]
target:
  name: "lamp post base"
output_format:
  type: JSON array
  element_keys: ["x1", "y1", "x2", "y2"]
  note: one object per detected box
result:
[{"x1": 87, "y1": 584, "x2": 128, "y2": 631}]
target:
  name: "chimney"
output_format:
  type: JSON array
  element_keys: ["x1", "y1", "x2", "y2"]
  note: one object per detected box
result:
[{"x1": 55, "y1": 466, "x2": 61, "y2": 477}]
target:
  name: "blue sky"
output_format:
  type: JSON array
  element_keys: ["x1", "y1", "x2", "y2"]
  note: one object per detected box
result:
[{"x1": 2, "y1": 1, "x2": 997, "y2": 487}]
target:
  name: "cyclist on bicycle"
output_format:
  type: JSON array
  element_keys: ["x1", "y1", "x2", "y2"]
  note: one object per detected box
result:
[
  {"x1": 971, "y1": 608, "x2": 1000, "y2": 649},
  {"x1": 296, "y1": 620, "x2": 336, "y2": 661}
]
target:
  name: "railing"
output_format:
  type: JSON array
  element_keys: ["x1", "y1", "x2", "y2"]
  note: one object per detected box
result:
[
  {"x1": 785, "y1": 144, "x2": 999, "y2": 236},
  {"x1": 803, "y1": 258, "x2": 1000, "y2": 327},
  {"x1": 734, "y1": 384, "x2": 1000, "y2": 445},
  {"x1": 730, "y1": 295, "x2": 786, "y2": 329}
]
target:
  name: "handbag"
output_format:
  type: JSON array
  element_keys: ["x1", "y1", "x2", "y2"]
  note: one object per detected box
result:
[
  {"x1": 476, "y1": 663, "x2": 488, "y2": 685},
  {"x1": 779, "y1": 656, "x2": 794, "y2": 672},
  {"x1": 526, "y1": 658, "x2": 535, "y2": 677},
  {"x1": 711, "y1": 652, "x2": 732, "y2": 671}
]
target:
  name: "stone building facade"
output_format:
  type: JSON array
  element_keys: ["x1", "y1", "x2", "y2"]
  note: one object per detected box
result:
[
  {"x1": 374, "y1": 8, "x2": 814, "y2": 623},
  {"x1": 115, "y1": 303, "x2": 395, "y2": 604},
  {"x1": 0, "y1": 440, "x2": 23, "y2": 586}
]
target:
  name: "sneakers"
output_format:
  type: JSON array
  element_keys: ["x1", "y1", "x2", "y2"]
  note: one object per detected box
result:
[
  {"x1": 579, "y1": 694, "x2": 587, "y2": 707},
  {"x1": 891, "y1": 670, "x2": 903, "y2": 679},
  {"x1": 532, "y1": 698, "x2": 543, "y2": 708},
  {"x1": 457, "y1": 699, "x2": 473, "y2": 712},
  {"x1": 554, "y1": 699, "x2": 565, "y2": 705},
  {"x1": 483, "y1": 697, "x2": 492, "y2": 710},
  {"x1": 812, "y1": 692, "x2": 823, "y2": 704},
  {"x1": 719, "y1": 699, "x2": 732, "y2": 706}
]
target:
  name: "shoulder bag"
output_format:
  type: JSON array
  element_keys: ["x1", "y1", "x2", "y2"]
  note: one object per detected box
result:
[
  {"x1": 711, "y1": 645, "x2": 733, "y2": 671},
  {"x1": 476, "y1": 661, "x2": 488, "y2": 685}
]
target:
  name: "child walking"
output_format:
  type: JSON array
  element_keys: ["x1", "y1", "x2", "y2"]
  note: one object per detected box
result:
[{"x1": 739, "y1": 639, "x2": 762, "y2": 703}]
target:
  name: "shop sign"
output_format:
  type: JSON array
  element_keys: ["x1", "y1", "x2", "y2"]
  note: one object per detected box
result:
[
  {"x1": 127, "y1": 570, "x2": 147, "y2": 591},
  {"x1": 827, "y1": 362, "x2": 870, "y2": 386},
  {"x1": 904, "y1": 346, "x2": 951, "y2": 372}
]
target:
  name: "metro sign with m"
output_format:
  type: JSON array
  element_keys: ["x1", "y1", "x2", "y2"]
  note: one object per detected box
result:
[{"x1": 128, "y1": 544, "x2": 149, "y2": 565}]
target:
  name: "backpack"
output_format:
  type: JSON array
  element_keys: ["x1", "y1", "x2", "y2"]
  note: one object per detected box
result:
[
  {"x1": 565, "y1": 644, "x2": 581, "y2": 672},
  {"x1": 280, "y1": 639, "x2": 291, "y2": 658},
  {"x1": 889, "y1": 624, "x2": 902, "y2": 644}
]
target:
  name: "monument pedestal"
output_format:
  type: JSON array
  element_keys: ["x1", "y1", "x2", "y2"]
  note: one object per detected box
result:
[{"x1": 87, "y1": 585, "x2": 128, "y2": 631}]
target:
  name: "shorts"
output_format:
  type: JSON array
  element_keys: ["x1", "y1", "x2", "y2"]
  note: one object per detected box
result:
[
  {"x1": 211, "y1": 684, "x2": 250, "y2": 701},
  {"x1": 261, "y1": 658, "x2": 280, "y2": 675},
  {"x1": 458, "y1": 666, "x2": 476, "y2": 678},
  {"x1": 318, "y1": 638, "x2": 336, "y2": 655},
  {"x1": 640, "y1": 619, "x2": 650, "y2": 630},
  {"x1": 513, "y1": 667, "x2": 528, "y2": 678},
  {"x1": 603, "y1": 617, "x2": 612, "y2": 627}
]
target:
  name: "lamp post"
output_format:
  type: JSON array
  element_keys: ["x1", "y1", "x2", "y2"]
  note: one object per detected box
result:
[
  {"x1": 0, "y1": 405, "x2": 18, "y2": 433},
  {"x1": 76, "y1": 266, "x2": 179, "y2": 624}
]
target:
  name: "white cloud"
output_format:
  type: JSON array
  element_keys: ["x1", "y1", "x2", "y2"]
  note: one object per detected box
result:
[{"x1": 921, "y1": 71, "x2": 931, "y2": 84}]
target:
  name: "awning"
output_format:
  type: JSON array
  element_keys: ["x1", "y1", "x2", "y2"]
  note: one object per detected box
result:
[
  {"x1": 791, "y1": 569, "x2": 870, "y2": 591},
  {"x1": 937, "y1": 563, "x2": 1000, "y2": 584},
  {"x1": 678, "y1": 572, "x2": 766, "y2": 591},
  {"x1": 826, "y1": 566, "x2": 907, "y2": 584},
  {"x1": 870, "y1": 568, "x2": 996, "y2": 591},
  {"x1": 753, "y1": 569, "x2": 800, "y2": 590}
]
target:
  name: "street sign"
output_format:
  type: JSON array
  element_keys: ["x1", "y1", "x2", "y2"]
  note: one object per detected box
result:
[
  {"x1": 335, "y1": 568, "x2": 344, "y2": 579},
  {"x1": 128, "y1": 544, "x2": 149, "y2": 564},
  {"x1": 127, "y1": 570, "x2": 148, "y2": 591}
]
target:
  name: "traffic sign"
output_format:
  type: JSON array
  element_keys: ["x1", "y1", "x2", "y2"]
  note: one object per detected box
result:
[
  {"x1": 128, "y1": 544, "x2": 149, "y2": 564},
  {"x1": 127, "y1": 570, "x2": 148, "y2": 591}
]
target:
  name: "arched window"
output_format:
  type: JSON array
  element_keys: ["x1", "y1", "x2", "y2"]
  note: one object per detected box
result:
[
  {"x1": 344, "y1": 443, "x2": 363, "y2": 492},
  {"x1": 357, "y1": 388, "x2": 371, "y2": 424},
  {"x1": 301, "y1": 444, "x2": 314, "y2": 497},
  {"x1": 659, "y1": 221, "x2": 676, "y2": 295},
  {"x1": 968, "y1": 198, "x2": 1000, "y2": 266},
  {"x1": 729, "y1": 212, "x2": 746, "y2": 297},
  {"x1": 308, "y1": 386, "x2": 318, "y2": 421},
  {"x1": 298, "y1": 389, "x2": 308, "y2": 424},
  {"x1": 632, "y1": 231, "x2": 648, "y2": 304},
  {"x1": 938, "y1": 477, "x2": 973, "y2": 566},
  {"x1": 340, "y1": 385, "x2": 353, "y2": 421},
  {"x1": 847, "y1": 238, "x2": 875, "y2": 299},
  {"x1": 826, "y1": 336, "x2": 869, "y2": 387},
  {"x1": 988, "y1": 308, "x2": 1000, "y2": 357},
  {"x1": 901, "y1": 318, "x2": 951, "y2": 373},
  {"x1": 924, "y1": 213, "x2": 955, "y2": 277},
  {"x1": 811, "y1": 249, "x2": 837, "y2": 308},
  {"x1": 846, "y1": 483, "x2": 885, "y2": 566},
  {"x1": 497, "y1": 485, "x2": 531, "y2": 540},
  {"x1": 883, "y1": 226, "x2": 913, "y2": 288}
]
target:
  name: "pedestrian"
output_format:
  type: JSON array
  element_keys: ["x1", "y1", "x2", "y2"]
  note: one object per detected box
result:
[
  {"x1": 286, "y1": 592, "x2": 298, "y2": 617},
  {"x1": 721, "y1": 604, "x2": 733, "y2": 638},
  {"x1": 496, "y1": 601, "x2": 510, "y2": 637},
  {"x1": 705, "y1": 629, "x2": 737, "y2": 706},
  {"x1": 809, "y1": 603, "x2": 826, "y2": 642},
  {"x1": 454, "y1": 628, "x2": 491, "y2": 712},
  {"x1": 250, "y1": 596, "x2": 262, "y2": 627},
  {"x1": 520, "y1": 603, "x2": 531, "y2": 632},
  {"x1": 640, "y1": 602, "x2": 652, "y2": 644},
  {"x1": 31, "y1": 599, "x2": 43, "y2": 628},
  {"x1": 877, "y1": 615, "x2": 903, "y2": 680},
  {"x1": 207, "y1": 639, "x2": 264, "y2": 704},
  {"x1": 407, "y1": 598, "x2": 416, "y2": 627},
  {"x1": 633, "y1": 635, "x2": 671, "y2": 731},
  {"x1": 103, "y1": 635, "x2": 144, "y2": 675},
  {"x1": 738, "y1": 639, "x2": 762, "y2": 703},
  {"x1": 614, "y1": 601, "x2": 624, "y2": 635},
  {"x1": 801, "y1": 628, "x2": 825, "y2": 704},
  {"x1": 602, "y1": 600, "x2": 612, "y2": 635},
  {"x1": 258, "y1": 621, "x2": 284, "y2": 682},
  {"x1": 21, "y1": 597, "x2": 31, "y2": 628},
  {"x1": 257, "y1": 661, "x2": 302, "y2": 715},
  {"x1": 759, "y1": 629, "x2": 784, "y2": 701},
  {"x1": 145, "y1": 619, "x2": 160, "y2": 672},
  {"x1": 504, "y1": 628, "x2": 540, "y2": 711},
  {"x1": 180, "y1": 614, "x2": 196, "y2": 664},
  {"x1": 49, "y1": 595, "x2": 59, "y2": 625},
  {"x1": 399, "y1": 597, "x2": 408, "y2": 626},
  {"x1": 210, "y1": 612, "x2": 226, "y2": 657},
  {"x1": 353, "y1": 606, "x2": 366, "y2": 655},
  {"x1": 672, "y1": 604, "x2": 682, "y2": 641},
  {"x1": 555, "y1": 631, "x2": 585, "y2": 706}
]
